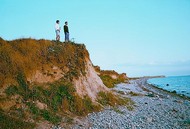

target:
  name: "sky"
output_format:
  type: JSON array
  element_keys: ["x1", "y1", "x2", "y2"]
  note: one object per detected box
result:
[{"x1": 0, "y1": 0, "x2": 190, "y2": 77}]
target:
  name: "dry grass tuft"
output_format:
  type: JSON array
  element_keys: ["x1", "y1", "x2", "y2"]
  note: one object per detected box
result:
[{"x1": 97, "y1": 91, "x2": 134, "y2": 110}]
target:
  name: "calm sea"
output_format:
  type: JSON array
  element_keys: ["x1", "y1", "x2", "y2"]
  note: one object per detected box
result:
[{"x1": 147, "y1": 75, "x2": 190, "y2": 97}]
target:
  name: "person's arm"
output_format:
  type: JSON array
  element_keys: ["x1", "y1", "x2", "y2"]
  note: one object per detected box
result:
[{"x1": 63, "y1": 25, "x2": 65, "y2": 33}]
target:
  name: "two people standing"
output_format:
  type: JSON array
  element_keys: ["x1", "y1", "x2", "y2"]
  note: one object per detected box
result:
[{"x1": 55, "y1": 20, "x2": 69, "y2": 42}]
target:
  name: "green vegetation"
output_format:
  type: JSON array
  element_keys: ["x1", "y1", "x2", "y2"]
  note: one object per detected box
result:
[
  {"x1": 100, "y1": 75, "x2": 125, "y2": 88},
  {"x1": 0, "y1": 111, "x2": 35, "y2": 129},
  {"x1": 94, "y1": 66, "x2": 127, "y2": 88},
  {"x1": 129, "y1": 91, "x2": 141, "y2": 96},
  {"x1": 28, "y1": 81, "x2": 99, "y2": 116},
  {"x1": 5, "y1": 85, "x2": 18, "y2": 96},
  {"x1": 27, "y1": 103, "x2": 40, "y2": 116},
  {"x1": 97, "y1": 91, "x2": 134, "y2": 110},
  {"x1": 41, "y1": 110, "x2": 61, "y2": 124},
  {"x1": 112, "y1": 107, "x2": 124, "y2": 114},
  {"x1": 16, "y1": 72, "x2": 30, "y2": 100},
  {"x1": 2, "y1": 72, "x2": 131, "y2": 127},
  {"x1": 3, "y1": 75, "x2": 100, "y2": 125}
]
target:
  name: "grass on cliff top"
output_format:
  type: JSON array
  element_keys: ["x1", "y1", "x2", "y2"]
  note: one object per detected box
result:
[{"x1": 0, "y1": 38, "x2": 88, "y2": 87}]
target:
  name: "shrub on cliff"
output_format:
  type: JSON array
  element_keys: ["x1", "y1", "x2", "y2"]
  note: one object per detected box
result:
[{"x1": 94, "y1": 66, "x2": 128, "y2": 88}]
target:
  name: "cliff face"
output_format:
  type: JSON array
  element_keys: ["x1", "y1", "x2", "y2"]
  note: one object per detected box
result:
[
  {"x1": 0, "y1": 38, "x2": 107, "y2": 100},
  {"x1": 73, "y1": 57, "x2": 108, "y2": 101},
  {"x1": 0, "y1": 38, "x2": 131, "y2": 128}
]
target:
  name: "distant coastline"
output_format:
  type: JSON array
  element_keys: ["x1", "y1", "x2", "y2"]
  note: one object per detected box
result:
[{"x1": 129, "y1": 75, "x2": 165, "y2": 80}]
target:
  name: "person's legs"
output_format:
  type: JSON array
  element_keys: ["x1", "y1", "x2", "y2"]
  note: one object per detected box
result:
[
  {"x1": 64, "y1": 33, "x2": 66, "y2": 42},
  {"x1": 56, "y1": 30, "x2": 57, "y2": 40},
  {"x1": 56, "y1": 30, "x2": 60, "y2": 41},
  {"x1": 57, "y1": 34, "x2": 60, "y2": 41},
  {"x1": 65, "y1": 32, "x2": 69, "y2": 42},
  {"x1": 66, "y1": 32, "x2": 69, "y2": 42}
]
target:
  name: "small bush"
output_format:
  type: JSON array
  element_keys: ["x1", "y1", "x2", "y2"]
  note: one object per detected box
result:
[
  {"x1": 17, "y1": 72, "x2": 28, "y2": 91},
  {"x1": 5, "y1": 85, "x2": 18, "y2": 96},
  {"x1": 100, "y1": 75, "x2": 125, "y2": 88},
  {"x1": 29, "y1": 86, "x2": 50, "y2": 105},
  {"x1": 70, "y1": 95, "x2": 100, "y2": 116},
  {"x1": 49, "y1": 82, "x2": 75, "y2": 111},
  {"x1": 41, "y1": 110, "x2": 61, "y2": 124},
  {"x1": 27, "y1": 102, "x2": 40, "y2": 116},
  {"x1": 97, "y1": 91, "x2": 134, "y2": 108},
  {"x1": 112, "y1": 107, "x2": 124, "y2": 114},
  {"x1": 83, "y1": 96, "x2": 96, "y2": 112},
  {"x1": 129, "y1": 91, "x2": 141, "y2": 96},
  {"x1": 100, "y1": 75, "x2": 116, "y2": 88},
  {"x1": 16, "y1": 72, "x2": 31, "y2": 100}
]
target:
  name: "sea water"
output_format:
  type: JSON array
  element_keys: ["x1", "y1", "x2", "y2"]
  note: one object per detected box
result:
[{"x1": 147, "y1": 75, "x2": 190, "y2": 97}]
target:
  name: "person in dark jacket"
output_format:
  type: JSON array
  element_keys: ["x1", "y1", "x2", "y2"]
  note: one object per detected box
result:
[{"x1": 64, "y1": 21, "x2": 69, "y2": 42}]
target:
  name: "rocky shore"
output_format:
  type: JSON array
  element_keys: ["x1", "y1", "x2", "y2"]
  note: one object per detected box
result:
[{"x1": 52, "y1": 78, "x2": 190, "y2": 129}]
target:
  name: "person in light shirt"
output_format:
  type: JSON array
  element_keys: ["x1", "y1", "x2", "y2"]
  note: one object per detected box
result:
[{"x1": 55, "y1": 20, "x2": 61, "y2": 41}]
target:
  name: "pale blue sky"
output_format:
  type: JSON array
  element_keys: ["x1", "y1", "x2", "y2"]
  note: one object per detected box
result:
[{"x1": 0, "y1": 0, "x2": 190, "y2": 77}]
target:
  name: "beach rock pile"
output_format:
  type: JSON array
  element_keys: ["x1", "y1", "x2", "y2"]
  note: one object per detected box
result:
[{"x1": 84, "y1": 96, "x2": 190, "y2": 129}]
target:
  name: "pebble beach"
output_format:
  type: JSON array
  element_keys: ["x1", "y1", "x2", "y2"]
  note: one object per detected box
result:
[{"x1": 52, "y1": 78, "x2": 190, "y2": 129}]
